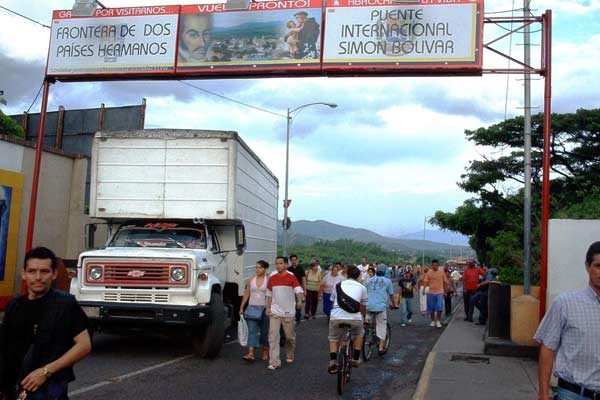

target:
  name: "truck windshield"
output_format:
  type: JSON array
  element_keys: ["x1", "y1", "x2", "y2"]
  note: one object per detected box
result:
[{"x1": 109, "y1": 228, "x2": 207, "y2": 249}]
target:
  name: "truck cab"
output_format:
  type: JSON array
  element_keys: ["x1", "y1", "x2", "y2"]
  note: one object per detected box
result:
[{"x1": 72, "y1": 220, "x2": 246, "y2": 357}]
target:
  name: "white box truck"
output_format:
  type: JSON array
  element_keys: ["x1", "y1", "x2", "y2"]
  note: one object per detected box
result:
[{"x1": 70, "y1": 130, "x2": 278, "y2": 357}]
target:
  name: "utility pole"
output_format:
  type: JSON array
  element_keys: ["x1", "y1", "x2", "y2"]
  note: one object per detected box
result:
[
  {"x1": 422, "y1": 216, "x2": 426, "y2": 267},
  {"x1": 523, "y1": 0, "x2": 532, "y2": 295}
]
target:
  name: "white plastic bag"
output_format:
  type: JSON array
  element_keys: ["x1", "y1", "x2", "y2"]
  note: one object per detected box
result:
[{"x1": 238, "y1": 315, "x2": 248, "y2": 347}]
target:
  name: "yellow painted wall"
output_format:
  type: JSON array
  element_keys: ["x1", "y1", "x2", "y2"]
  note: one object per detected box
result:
[{"x1": 0, "y1": 169, "x2": 24, "y2": 298}]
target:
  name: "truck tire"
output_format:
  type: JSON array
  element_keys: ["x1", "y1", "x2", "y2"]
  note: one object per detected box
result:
[{"x1": 192, "y1": 292, "x2": 225, "y2": 358}]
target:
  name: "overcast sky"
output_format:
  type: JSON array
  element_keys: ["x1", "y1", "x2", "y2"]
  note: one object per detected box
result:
[{"x1": 1, "y1": 0, "x2": 599, "y2": 237}]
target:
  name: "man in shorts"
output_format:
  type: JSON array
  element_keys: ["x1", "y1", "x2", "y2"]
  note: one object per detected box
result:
[
  {"x1": 327, "y1": 266, "x2": 367, "y2": 373},
  {"x1": 365, "y1": 264, "x2": 396, "y2": 354},
  {"x1": 423, "y1": 259, "x2": 447, "y2": 328}
]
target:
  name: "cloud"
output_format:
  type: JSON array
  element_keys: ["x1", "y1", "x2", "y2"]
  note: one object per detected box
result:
[{"x1": 0, "y1": 54, "x2": 46, "y2": 112}]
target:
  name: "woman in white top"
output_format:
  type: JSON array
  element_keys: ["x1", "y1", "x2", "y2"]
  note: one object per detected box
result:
[
  {"x1": 240, "y1": 260, "x2": 270, "y2": 362},
  {"x1": 418, "y1": 266, "x2": 430, "y2": 315},
  {"x1": 319, "y1": 264, "x2": 345, "y2": 319}
]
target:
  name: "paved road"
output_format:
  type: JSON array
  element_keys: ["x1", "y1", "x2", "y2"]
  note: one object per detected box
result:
[{"x1": 70, "y1": 296, "x2": 458, "y2": 399}]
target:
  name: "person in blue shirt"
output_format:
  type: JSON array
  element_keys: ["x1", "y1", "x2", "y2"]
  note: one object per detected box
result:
[{"x1": 365, "y1": 264, "x2": 397, "y2": 354}]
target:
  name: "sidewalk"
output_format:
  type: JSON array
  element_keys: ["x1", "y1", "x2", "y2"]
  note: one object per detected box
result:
[{"x1": 413, "y1": 305, "x2": 539, "y2": 400}]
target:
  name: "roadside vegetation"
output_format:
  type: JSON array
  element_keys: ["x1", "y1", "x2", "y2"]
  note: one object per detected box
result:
[
  {"x1": 281, "y1": 238, "x2": 440, "y2": 267},
  {"x1": 431, "y1": 108, "x2": 600, "y2": 284},
  {"x1": 0, "y1": 110, "x2": 25, "y2": 138}
]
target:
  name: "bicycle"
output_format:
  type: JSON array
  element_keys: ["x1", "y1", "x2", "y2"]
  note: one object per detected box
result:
[
  {"x1": 336, "y1": 323, "x2": 354, "y2": 395},
  {"x1": 362, "y1": 311, "x2": 391, "y2": 361}
]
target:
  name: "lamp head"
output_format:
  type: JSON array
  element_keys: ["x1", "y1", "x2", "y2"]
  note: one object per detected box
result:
[{"x1": 72, "y1": 0, "x2": 101, "y2": 17}]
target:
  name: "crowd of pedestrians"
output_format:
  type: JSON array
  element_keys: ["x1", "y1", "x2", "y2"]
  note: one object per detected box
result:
[{"x1": 237, "y1": 255, "x2": 478, "y2": 372}]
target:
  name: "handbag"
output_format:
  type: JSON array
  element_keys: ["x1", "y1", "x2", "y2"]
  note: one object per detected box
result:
[
  {"x1": 244, "y1": 305, "x2": 265, "y2": 321},
  {"x1": 238, "y1": 316, "x2": 248, "y2": 347}
]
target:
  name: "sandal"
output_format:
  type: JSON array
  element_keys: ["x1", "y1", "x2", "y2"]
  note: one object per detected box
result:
[
  {"x1": 242, "y1": 354, "x2": 255, "y2": 362},
  {"x1": 261, "y1": 349, "x2": 269, "y2": 361},
  {"x1": 286, "y1": 357, "x2": 294, "y2": 364},
  {"x1": 328, "y1": 360, "x2": 338, "y2": 374}
]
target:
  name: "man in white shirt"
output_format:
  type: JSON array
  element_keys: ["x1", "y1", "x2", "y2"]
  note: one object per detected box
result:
[
  {"x1": 266, "y1": 256, "x2": 303, "y2": 370},
  {"x1": 327, "y1": 265, "x2": 368, "y2": 373},
  {"x1": 357, "y1": 257, "x2": 370, "y2": 283}
]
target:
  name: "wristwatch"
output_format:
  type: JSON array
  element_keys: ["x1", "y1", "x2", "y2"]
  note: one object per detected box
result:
[{"x1": 43, "y1": 366, "x2": 53, "y2": 379}]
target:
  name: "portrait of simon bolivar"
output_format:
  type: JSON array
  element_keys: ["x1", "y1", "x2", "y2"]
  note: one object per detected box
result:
[{"x1": 178, "y1": 13, "x2": 214, "y2": 62}]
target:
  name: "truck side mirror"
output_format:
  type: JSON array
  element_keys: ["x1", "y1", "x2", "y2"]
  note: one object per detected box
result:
[
  {"x1": 85, "y1": 223, "x2": 97, "y2": 249},
  {"x1": 235, "y1": 225, "x2": 246, "y2": 255}
]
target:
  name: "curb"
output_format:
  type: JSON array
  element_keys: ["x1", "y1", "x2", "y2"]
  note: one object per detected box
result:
[
  {"x1": 412, "y1": 302, "x2": 463, "y2": 400},
  {"x1": 412, "y1": 351, "x2": 436, "y2": 400}
]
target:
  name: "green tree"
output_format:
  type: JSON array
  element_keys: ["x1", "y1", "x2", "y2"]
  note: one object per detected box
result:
[
  {"x1": 431, "y1": 108, "x2": 600, "y2": 284},
  {"x1": 0, "y1": 110, "x2": 25, "y2": 138}
]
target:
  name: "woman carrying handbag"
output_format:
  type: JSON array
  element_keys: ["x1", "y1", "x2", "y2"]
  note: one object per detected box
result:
[{"x1": 239, "y1": 260, "x2": 270, "y2": 362}]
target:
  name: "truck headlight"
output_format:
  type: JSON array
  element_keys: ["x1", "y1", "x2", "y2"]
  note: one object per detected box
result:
[
  {"x1": 170, "y1": 267, "x2": 185, "y2": 282},
  {"x1": 88, "y1": 266, "x2": 103, "y2": 281}
]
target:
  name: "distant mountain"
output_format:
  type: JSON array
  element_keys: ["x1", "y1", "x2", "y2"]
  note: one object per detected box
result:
[
  {"x1": 278, "y1": 219, "x2": 473, "y2": 257},
  {"x1": 212, "y1": 21, "x2": 282, "y2": 37},
  {"x1": 393, "y1": 229, "x2": 470, "y2": 246}
]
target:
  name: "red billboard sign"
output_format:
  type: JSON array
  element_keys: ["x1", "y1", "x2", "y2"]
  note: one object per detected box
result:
[{"x1": 46, "y1": 0, "x2": 484, "y2": 80}]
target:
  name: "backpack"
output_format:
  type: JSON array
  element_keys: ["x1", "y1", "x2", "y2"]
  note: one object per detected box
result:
[{"x1": 335, "y1": 282, "x2": 361, "y2": 314}]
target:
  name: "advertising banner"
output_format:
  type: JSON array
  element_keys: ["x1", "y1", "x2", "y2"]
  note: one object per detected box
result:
[
  {"x1": 322, "y1": 0, "x2": 483, "y2": 72},
  {"x1": 176, "y1": 1, "x2": 323, "y2": 74},
  {"x1": 0, "y1": 169, "x2": 23, "y2": 307},
  {"x1": 47, "y1": 6, "x2": 180, "y2": 76}
]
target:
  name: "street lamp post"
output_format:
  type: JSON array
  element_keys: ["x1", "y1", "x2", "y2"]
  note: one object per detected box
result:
[{"x1": 282, "y1": 102, "x2": 337, "y2": 257}]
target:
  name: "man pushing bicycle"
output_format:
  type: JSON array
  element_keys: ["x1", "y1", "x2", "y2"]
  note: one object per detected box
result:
[
  {"x1": 365, "y1": 263, "x2": 396, "y2": 355},
  {"x1": 327, "y1": 265, "x2": 367, "y2": 374}
]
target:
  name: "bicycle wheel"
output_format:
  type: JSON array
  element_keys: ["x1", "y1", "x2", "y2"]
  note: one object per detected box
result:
[
  {"x1": 337, "y1": 346, "x2": 346, "y2": 395},
  {"x1": 346, "y1": 341, "x2": 353, "y2": 382},
  {"x1": 362, "y1": 326, "x2": 374, "y2": 361},
  {"x1": 383, "y1": 323, "x2": 391, "y2": 353}
]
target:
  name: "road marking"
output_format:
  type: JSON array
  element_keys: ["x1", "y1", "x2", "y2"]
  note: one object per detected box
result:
[
  {"x1": 69, "y1": 336, "x2": 240, "y2": 397},
  {"x1": 412, "y1": 351, "x2": 436, "y2": 400},
  {"x1": 69, "y1": 354, "x2": 194, "y2": 397}
]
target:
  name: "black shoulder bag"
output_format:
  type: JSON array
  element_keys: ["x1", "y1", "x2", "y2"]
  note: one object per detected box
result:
[{"x1": 335, "y1": 282, "x2": 361, "y2": 314}]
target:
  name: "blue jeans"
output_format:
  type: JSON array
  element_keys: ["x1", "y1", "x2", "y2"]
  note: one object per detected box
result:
[
  {"x1": 323, "y1": 292, "x2": 333, "y2": 316},
  {"x1": 471, "y1": 291, "x2": 488, "y2": 323},
  {"x1": 247, "y1": 314, "x2": 269, "y2": 348},
  {"x1": 557, "y1": 387, "x2": 588, "y2": 400},
  {"x1": 400, "y1": 297, "x2": 414, "y2": 323}
]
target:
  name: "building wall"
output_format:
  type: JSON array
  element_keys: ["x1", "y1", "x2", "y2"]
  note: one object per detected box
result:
[
  {"x1": 548, "y1": 219, "x2": 600, "y2": 307},
  {"x1": 0, "y1": 137, "x2": 88, "y2": 299}
]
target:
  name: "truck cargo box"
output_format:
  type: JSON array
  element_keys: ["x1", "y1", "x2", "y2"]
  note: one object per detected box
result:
[{"x1": 90, "y1": 129, "x2": 278, "y2": 221}]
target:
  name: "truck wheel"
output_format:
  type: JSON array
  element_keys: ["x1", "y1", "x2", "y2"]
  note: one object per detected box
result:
[{"x1": 192, "y1": 293, "x2": 225, "y2": 358}]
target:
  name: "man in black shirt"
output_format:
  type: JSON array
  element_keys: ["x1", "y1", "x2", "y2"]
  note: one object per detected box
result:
[
  {"x1": 398, "y1": 271, "x2": 417, "y2": 326},
  {"x1": 287, "y1": 254, "x2": 306, "y2": 323},
  {"x1": 0, "y1": 247, "x2": 91, "y2": 399}
]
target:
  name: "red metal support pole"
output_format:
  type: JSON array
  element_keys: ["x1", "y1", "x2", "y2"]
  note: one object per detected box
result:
[
  {"x1": 24, "y1": 79, "x2": 51, "y2": 253},
  {"x1": 539, "y1": 10, "x2": 552, "y2": 319}
]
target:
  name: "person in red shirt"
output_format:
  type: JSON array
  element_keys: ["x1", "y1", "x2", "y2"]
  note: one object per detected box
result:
[{"x1": 461, "y1": 261, "x2": 484, "y2": 322}]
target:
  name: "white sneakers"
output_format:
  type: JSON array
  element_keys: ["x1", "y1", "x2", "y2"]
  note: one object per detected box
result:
[
  {"x1": 401, "y1": 323, "x2": 406, "y2": 327},
  {"x1": 430, "y1": 321, "x2": 435, "y2": 327},
  {"x1": 436, "y1": 321, "x2": 442, "y2": 328}
]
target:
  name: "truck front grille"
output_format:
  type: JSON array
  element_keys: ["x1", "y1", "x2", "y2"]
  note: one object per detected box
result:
[
  {"x1": 84, "y1": 261, "x2": 190, "y2": 287},
  {"x1": 103, "y1": 292, "x2": 171, "y2": 303}
]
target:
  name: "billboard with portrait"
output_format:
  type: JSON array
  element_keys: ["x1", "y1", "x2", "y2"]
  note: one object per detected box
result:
[
  {"x1": 322, "y1": 0, "x2": 483, "y2": 72},
  {"x1": 176, "y1": 1, "x2": 322, "y2": 75},
  {"x1": 46, "y1": 0, "x2": 484, "y2": 80},
  {"x1": 47, "y1": 6, "x2": 180, "y2": 76}
]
